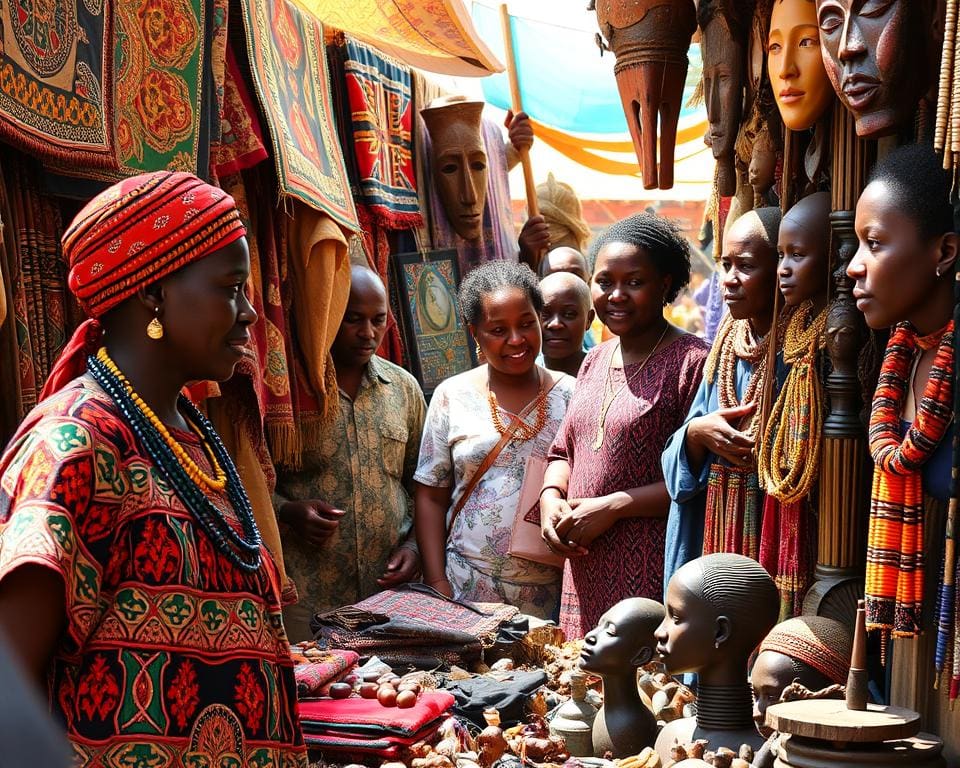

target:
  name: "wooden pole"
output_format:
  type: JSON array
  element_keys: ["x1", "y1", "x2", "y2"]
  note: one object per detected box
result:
[{"x1": 499, "y1": 3, "x2": 539, "y2": 218}]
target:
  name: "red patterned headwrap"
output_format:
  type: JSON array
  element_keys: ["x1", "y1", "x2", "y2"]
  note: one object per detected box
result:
[
  {"x1": 758, "y1": 616, "x2": 852, "y2": 685},
  {"x1": 40, "y1": 171, "x2": 246, "y2": 399}
]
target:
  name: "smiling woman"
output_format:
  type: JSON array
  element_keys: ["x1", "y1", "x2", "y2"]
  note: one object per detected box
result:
[{"x1": 413, "y1": 261, "x2": 575, "y2": 619}]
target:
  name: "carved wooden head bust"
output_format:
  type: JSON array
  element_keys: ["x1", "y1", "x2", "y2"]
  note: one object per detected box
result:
[
  {"x1": 581, "y1": 597, "x2": 665, "y2": 675},
  {"x1": 421, "y1": 97, "x2": 487, "y2": 241}
]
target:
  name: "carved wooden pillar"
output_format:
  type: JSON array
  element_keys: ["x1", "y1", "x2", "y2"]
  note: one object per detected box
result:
[{"x1": 803, "y1": 105, "x2": 875, "y2": 623}]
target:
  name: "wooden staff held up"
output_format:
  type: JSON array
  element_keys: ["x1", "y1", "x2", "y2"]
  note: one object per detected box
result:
[{"x1": 499, "y1": 3, "x2": 539, "y2": 218}]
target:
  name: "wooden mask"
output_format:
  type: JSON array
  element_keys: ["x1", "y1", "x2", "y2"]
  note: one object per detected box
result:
[
  {"x1": 594, "y1": 0, "x2": 697, "y2": 189},
  {"x1": 768, "y1": 0, "x2": 834, "y2": 130},
  {"x1": 815, "y1": 0, "x2": 937, "y2": 138},
  {"x1": 421, "y1": 97, "x2": 488, "y2": 242},
  {"x1": 699, "y1": 1, "x2": 748, "y2": 196}
]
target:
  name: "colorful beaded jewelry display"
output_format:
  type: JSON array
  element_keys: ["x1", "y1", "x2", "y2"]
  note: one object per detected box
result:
[{"x1": 88, "y1": 348, "x2": 262, "y2": 572}]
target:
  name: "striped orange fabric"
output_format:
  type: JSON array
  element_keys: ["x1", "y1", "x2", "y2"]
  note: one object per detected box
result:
[{"x1": 866, "y1": 321, "x2": 954, "y2": 638}]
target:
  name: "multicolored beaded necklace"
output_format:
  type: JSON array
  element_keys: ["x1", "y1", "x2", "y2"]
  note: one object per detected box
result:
[{"x1": 88, "y1": 347, "x2": 263, "y2": 572}]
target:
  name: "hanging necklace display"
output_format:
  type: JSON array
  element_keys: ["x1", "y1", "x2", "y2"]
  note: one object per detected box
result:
[{"x1": 88, "y1": 347, "x2": 262, "y2": 572}]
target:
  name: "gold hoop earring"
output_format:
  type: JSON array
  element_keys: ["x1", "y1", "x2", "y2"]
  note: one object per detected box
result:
[{"x1": 146, "y1": 312, "x2": 164, "y2": 340}]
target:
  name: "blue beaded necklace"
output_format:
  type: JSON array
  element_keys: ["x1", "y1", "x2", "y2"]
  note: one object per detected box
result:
[{"x1": 87, "y1": 354, "x2": 263, "y2": 572}]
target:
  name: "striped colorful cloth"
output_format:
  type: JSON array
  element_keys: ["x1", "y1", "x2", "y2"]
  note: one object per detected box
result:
[
  {"x1": 292, "y1": 648, "x2": 359, "y2": 698},
  {"x1": 866, "y1": 321, "x2": 954, "y2": 639}
]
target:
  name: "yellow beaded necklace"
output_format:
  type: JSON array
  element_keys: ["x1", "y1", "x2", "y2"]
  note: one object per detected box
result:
[
  {"x1": 758, "y1": 302, "x2": 827, "y2": 504},
  {"x1": 95, "y1": 348, "x2": 228, "y2": 492}
]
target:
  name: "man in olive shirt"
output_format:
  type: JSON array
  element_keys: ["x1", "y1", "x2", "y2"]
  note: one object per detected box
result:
[{"x1": 276, "y1": 266, "x2": 426, "y2": 641}]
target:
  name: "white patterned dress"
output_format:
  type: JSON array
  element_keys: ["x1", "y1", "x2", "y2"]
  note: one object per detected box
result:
[{"x1": 415, "y1": 369, "x2": 575, "y2": 618}]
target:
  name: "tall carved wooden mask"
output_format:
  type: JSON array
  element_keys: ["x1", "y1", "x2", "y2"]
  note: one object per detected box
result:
[{"x1": 594, "y1": 0, "x2": 697, "y2": 190}]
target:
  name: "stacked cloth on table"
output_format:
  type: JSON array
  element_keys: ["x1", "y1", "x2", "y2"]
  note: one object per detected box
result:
[
  {"x1": 291, "y1": 647, "x2": 360, "y2": 698},
  {"x1": 299, "y1": 691, "x2": 456, "y2": 759},
  {"x1": 311, "y1": 584, "x2": 520, "y2": 667}
]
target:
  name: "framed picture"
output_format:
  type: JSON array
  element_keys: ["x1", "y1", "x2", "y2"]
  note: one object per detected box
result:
[{"x1": 394, "y1": 249, "x2": 477, "y2": 396}]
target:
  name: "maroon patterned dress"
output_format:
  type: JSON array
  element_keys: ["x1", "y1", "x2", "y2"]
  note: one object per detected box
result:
[{"x1": 550, "y1": 335, "x2": 709, "y2": 638}]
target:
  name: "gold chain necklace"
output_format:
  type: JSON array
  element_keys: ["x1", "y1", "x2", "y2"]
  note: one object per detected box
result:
[
  {"x1": 487, "y1": 368, "x2": 549, "y2": 441},
  {"x1": 592, "y1": 324, "x2": 670, "y2": 451},
  {"x1": 96, "y1": 347, "x2": 227, "y2": 492}
]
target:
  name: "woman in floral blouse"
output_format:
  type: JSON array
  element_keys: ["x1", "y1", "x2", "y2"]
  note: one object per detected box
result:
[{"x1": 414, "y1": 261, "x2": 574, "y2": 619}]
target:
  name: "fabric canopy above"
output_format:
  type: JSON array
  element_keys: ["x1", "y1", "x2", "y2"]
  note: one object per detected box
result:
[{"x1": 292, "y1": 0, "x2": 504, "y2": 76}]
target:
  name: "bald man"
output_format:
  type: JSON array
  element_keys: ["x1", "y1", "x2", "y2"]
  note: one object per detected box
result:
[
  {"x1": 662, "y1": 208, "x2": 784, "y2": 591},
  {"x1": 539, "y1": 272, "x2": 595, "y2": 377},
  {"x1": 276, "y1": 266, "x2": 427, "y2": 640},
  {"x1": 538, "y1": 246, "x2": 590, "y2": 282}
]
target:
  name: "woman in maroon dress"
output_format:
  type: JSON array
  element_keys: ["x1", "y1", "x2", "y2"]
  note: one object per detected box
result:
[{"x1": 541, "y1": 213, "x2": 709, "y2": 638}]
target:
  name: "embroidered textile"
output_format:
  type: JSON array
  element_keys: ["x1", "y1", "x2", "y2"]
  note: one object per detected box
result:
[
  {"x1": 0, "y1": 378, "x2": 306, "y2": 767},
  {"x1": 343, "y1": 38, "x2": 422, "y2": 228},
  {"x1": 415, "y1": 371, "x2": 574, "y2": 618},
  {"x1": 292, "y1": 649, "x2": 359, "y2": 697},
  {"x1": 277, "y1": 356, "x2": 425, "y2": 641},
  {"x1": 866, "y1": 322, "x2": 954, "y2": 638},
  {"x1": 213, "y1": 47, "x2": 269, "y2": 177},
  {"x1": 240, "y1": 0, "x2": 357, "y2": 230},
  {"x1": 549, "y1": 336, "x2": 709, "y2": 638},
  {"x1": 0, "y1": 0, "x2": 112, "y2": 170},
  {"x1": 703, "y1": 462, "x2": 762, "y2": 560}
]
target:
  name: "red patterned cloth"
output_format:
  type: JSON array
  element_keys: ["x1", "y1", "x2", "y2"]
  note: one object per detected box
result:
[
  {"x1": 292, "y1": 649, "x2": 359, "y2": 698},
  {"x1": 550, "y1": 336, "x2": 709, "y2": 638},
  {"x1": 0, "y1": 377, "x2": 306, "y2": 766},
  {"x1": 40, "y1": 172, "x2": 245, "y2": 400},
  {"x1": 214, "y1": 46, "x2": 270, "y2": 178},
  {"x1": 342, "y1": 37, "x2": 422, "y2": 228}
]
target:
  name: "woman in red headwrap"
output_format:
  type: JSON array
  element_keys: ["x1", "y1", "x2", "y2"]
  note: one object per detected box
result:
[{"x1": 0, "y1": 172, "x2": 306, "y2": 766}]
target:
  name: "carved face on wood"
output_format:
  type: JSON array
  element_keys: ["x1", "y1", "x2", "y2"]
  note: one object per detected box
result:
[
  {"x1": 768, "y1": 0, "x2": 834, "y2": 130},
  {"x1": 815, "y1": 0, "x2": 935, "y2": 138},
  {"x1": 421, "y1": 98, "x2": 488, "y2": 241},
  {"x1": 700, "y1": 10, "x2": 745, "y2": 196},
  {"x1": 594, "y1": 0, "x2": 697, "y2": 190}
]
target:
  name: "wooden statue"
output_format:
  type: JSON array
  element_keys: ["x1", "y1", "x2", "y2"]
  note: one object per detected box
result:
[
  {"x1": 654, "y1": 553, "x2": 779, "y2": 763},
  {"x1": 592, "y1": 0, "x2": 697, "y2": 189},
  {"x1": 420, "y1": 97, "x2": 488, "y2": 242},
  {"x1": 815, "y1": 0, "x2": 938, "y2": 138},
  {"x1": 580, "y1": 597, "x2": 665, "y2": 758},
  {"x1": 698, "y1": 0, "x2": 750, "y2": 196}
]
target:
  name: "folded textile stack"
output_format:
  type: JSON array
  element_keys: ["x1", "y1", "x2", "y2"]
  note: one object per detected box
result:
[
  {"x1": 291, "y1": 645, "x2": 360, "y2": 698},
  {"x1": 299, "y1": 691, "x2": 456, "y2": 759},
  {"x1": 311, "y1": 584, "x2": 519, "y2": 668}
]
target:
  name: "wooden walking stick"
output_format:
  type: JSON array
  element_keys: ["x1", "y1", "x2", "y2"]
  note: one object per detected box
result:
[{"x1": 499, "y1": 3, "x2": 539, "y2": 218}]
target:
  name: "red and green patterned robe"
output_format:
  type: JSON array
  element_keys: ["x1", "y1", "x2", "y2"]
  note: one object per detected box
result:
[{"x1": 0, "y1": 376, "x2": 306, "y2": 767}]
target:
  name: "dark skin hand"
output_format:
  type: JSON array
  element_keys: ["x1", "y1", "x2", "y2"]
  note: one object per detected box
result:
[
  {"x1": 505, "y1": 110, "x2": 534, "y2": 153},
  {"x1": 376, "y1": 547, "x2": 420, "y2": 587},
  {"x1": 279, "y1": 499, "x2": 346, "y2": 548},
  {"x1": 519, "y1": 215, "x2": 550, "y2": 269},
  {"x1": 0, "y1": 565, "x2": 66, "y2": 689}
]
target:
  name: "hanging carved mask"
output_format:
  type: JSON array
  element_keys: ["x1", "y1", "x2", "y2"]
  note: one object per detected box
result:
[
  {"x1": 594, "y1": 0, "x2": 697, "y2": 190},
  {"x1": 421, "y1": 97, "x2": 488, "y2": 242},
  {"x1": 699, "y1": 6, "x2": 747, "y2": 196},
  {"x1": 815, "y1": 0, "x2": 937, "y2": 138}
]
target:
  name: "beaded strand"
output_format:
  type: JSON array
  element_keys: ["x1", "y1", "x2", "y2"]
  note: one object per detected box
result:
[
  {"x1": 88, "y1": 352, "x2": 262, "y2": 572},
  {"x1": 95, "y1": 348, "x2": 227, "y2": 492}
]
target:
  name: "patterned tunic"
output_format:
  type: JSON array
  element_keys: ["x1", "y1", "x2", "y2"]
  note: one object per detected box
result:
[
  {"x1": 276, "y1": 356, "x2": 426, "y2": 640},
  {"x1": 550, "y1": 336, "x2": 709, "y2": 638},
  {"x1": 0, "y1": 377, "x2": 306, "y2": 768},
  {"x1": 415, "y1": 369, "x2": 575, "y2": 619}
]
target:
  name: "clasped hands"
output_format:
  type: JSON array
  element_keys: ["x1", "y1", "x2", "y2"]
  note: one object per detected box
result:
[{"x1": 540, "y1": 492, "x2": 627, "y2": 558}]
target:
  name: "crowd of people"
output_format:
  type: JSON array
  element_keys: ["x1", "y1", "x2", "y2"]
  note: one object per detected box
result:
[{"x1": 0, "y1": 137, "x2": 954, "y2": 760}]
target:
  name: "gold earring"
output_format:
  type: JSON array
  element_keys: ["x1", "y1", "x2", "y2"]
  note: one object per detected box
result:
[
  {"x1": 146, "y1": 313, "x2": 164, "y2": 340},
  {"x1": 475, "y1": 342, "x2": 482, "y2": 358}
]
